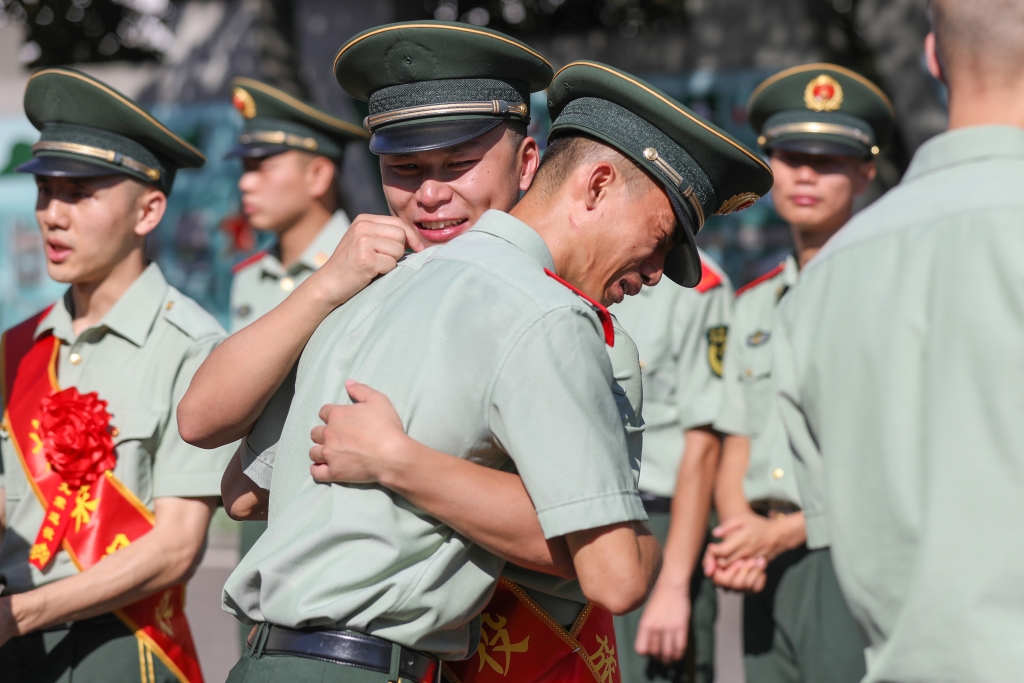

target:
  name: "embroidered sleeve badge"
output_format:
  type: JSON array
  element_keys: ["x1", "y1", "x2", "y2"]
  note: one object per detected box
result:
[{"x1": 706, "y1": 326, "x2": 727, "y2": 378}]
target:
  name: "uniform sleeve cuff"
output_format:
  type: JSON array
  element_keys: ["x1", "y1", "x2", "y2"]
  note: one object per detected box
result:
[
  {"x1": 535, "y1": 490, "x2": 648, "y2": 539},
  {"x1": 712, "y1": 416, "x2": 748, "y2": 437},
  {"x1": 804, "y1": 509, "x2": 831, "y2": 550},
  {"x1": 680, "y1": 406, "x2": 721, "y2": 432},
  {"x1": 241, "y1": 438, "x2": 274, "y2": 491}
]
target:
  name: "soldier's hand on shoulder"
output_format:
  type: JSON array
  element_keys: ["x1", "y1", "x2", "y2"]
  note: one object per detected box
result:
[
  {"x1": 309, "y1": 380, "x2": 410, "y2": 485},
  {"x1": 311, "y1": 215, "x2": 426, "y2": 308}
]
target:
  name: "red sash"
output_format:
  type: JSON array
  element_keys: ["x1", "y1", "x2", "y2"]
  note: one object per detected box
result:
[
  {"x1": 1, "y1": 309, "x2": 204, "y2": 683},
  {"x1": 443, "y1": 578, "x2": 622, "y2": 683}
]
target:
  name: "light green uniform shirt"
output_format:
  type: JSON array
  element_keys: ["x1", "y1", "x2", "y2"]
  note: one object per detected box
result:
[
  {"x1": 229, "y1": 210, "x2": 350, "y2": 332},
  {"x1": 0, "y1": 263, "x2": 236, "y2": 593},
  {"x1": 612, "y1": 250, "x2": 732, "y2": 497},
  {"x1": 223, "y1": 210, "x2": 646, "y2": 658},
  {"x1": 714, "y1": 255, "x2": 802, "y2": 506},
  {"x1": 505, "y1": 315, "x2": 645, "y2": 627},
  {"x1": 773, "y1": 126, "x2": 1024, "y2": 682}
]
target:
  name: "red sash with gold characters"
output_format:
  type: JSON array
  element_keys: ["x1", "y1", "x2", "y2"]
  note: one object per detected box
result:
[
  {"x1": 443, "y1": 578, "x2": 622, "y2": 683},
  {"x1": 1, "y1": 308, "x2": 204, "y2": 683}
]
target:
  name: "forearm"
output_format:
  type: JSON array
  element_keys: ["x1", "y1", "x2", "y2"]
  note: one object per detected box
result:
[
  {"x1": 377, "y1": 437, "x2": 574, "y2": 577},
  {"x1": 8, "y1": 496, "x2": 215, "y2": 633},
  {"x1": 658, "y1": 428, "x2": 720, "y2": 593},
  {"x1": 178, "y1": 272, "x2": 342, "y2": 448},
  {"x1": 567, "y1": 522, "x2": 661, "y2": 615},
  {"x1": 714, "y1": 435, "x2": 753, "y2": 520}
]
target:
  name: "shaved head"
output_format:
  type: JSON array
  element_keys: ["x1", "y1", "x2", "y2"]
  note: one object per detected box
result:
[
  {"x1": 532, "y1": 135, "x2": 653, "y2": 199},
  {"x1": 930, "y1": 0, "x2": 1024, "y2": 83}
]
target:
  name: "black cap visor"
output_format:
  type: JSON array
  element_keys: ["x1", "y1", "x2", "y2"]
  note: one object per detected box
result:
[
  {"x1": 224, "y1": 142, "x2": 293, "y2": 159},
  {"x1": 16, "y1": 154, "x2": 127, "y2": 179},
  {"x1": 370, "y1": 118, "x2": 503, "y2": 155},
  {"x1": 663, "y1": 191, "x2": 702, "y2": 288},
  {"x1": 767, "y1": 135, "x2": 869, "y2": 158}
]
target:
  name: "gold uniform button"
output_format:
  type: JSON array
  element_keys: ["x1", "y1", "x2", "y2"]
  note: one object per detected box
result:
[
  {"x1": 639, "y1": 360, "x2": 646, "y2": 370},
  {"x1": 280, "y1": 277, "x2": 295, "y2": 292},
  {"x1": 314, "y1": 252, "x2": 328, "y2": 267},
  {"x1": 745, "y1": 368, "x2": 753, "y2": 377},
  {"x1": 69, "y1": 352, "x2": 82, "y2": 365},
  {"x1": 110, "y1": 427, "x2": 120, "y2": 438},
  {"x1": 165, "y1": 300, "x2": 174, "y2": 310},
  {"x1": 772, "y1": 468, "x2": 784, "y2": 480}
]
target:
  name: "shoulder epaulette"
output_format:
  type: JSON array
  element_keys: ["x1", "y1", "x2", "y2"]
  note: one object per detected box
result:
[
  {"x1": 735, "y1": 262, "x2": 785, "y2": 297},
  {"x1": 544, "y1": 268, "x2": 615, "y2": 347},
  {"x1": 231, "y1": 250, "x2": 268, "y2": 275},
  {"x1": 695, "y1": 259, "x2": 723, "y2": 293}
]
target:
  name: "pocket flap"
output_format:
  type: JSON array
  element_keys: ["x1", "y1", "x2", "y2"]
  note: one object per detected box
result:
[{"x1": 107, "y1": 407, "x2": 162, "y2": 445}]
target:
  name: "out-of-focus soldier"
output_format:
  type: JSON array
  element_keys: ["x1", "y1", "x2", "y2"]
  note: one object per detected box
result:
[
  {"x1": 710, "y1": 63, "x2": 893, "y2": 683},
  {"x1": 773, "y1": 2, "x2": 1024, "y2": 681}
]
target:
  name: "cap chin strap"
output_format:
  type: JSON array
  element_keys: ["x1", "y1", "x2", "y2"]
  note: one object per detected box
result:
[
  {"x1": 762, "y1": 121, "x2": 872, "y2": 147},
  {"x1": 364, "y1": 100, "x2": 528, "y2": 131},
  {"x1": 32, "y1": 141, "x2": 161, "y2": 181},
  {"x1": 239, "y1": 131, "x2": 319, "y2": 152}
]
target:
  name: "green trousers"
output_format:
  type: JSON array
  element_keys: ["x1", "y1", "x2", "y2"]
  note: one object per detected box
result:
[
  {"x1": 613, "y1": 510, "x2": 717, "y2": 683},
  {"x1": 744, "y1": 546, "x2": 866, "y2": 683},
  {"x1": 0, "y1": 613, "x2": 177, "y2": 682},
  {"x1": 227, "y1": 624, "x2": 404, "y2": 683}
]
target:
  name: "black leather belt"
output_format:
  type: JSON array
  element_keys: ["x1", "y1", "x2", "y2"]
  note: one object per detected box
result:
[
  {"x1": 640, "y1": 492, "x2": 672, "y2": 514},
  {"x1": 263, "y1": 624, "x2": 439, "y2": 683}
]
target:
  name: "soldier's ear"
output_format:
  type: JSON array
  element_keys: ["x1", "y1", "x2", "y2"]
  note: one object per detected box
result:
[{"x1": 134, "y1": 184, "x2": 167, "y2": 238}]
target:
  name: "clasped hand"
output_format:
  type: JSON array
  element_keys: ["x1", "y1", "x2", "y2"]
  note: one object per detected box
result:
[{"x1": 309, "y1": 380, "x2": 409, "y2": 485}]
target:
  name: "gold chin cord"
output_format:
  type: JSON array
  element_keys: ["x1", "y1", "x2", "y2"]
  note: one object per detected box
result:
[
  {"x1": 363, "y1": 100, "x2": 529, "y2": 131},
  {"x1": 31, "y1": 141, "x2": 161, "y2": 181}
]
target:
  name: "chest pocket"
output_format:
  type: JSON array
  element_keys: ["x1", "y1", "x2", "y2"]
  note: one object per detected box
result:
[
  {"x1": 739, "y1": 343, "x2": 775, "y2": 436},
  {"x1": 108, "y1": 407, "x2": 163, "y2": 491}
]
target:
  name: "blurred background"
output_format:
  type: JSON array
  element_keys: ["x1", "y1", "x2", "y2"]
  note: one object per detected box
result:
[{"x1": 0, "y1": 1, "x2": 946, "y2": 680}]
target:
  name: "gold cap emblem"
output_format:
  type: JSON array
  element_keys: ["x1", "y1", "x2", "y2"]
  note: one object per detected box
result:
[
  {"x1": 714, "y1": 192, "x2": 760, "y2": 216},
  {"x1": 804, "y1": 74, "x2": 843, "y2": 112},
  {"x1": 232, "y1": 87, "x2": 257, "y2": 119}
]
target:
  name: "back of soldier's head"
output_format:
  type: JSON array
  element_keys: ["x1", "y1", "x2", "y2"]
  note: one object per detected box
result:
[{"x1": 930, "y1": 0, "x2": 1024, "y2": 84}]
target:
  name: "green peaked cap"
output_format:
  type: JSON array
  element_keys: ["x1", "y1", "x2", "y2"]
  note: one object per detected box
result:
[
  {"x1": 748, "y1": 63, "x2": 895, "y2": 157},
  {"x1": 334, "y1": 21, "x2": 553, "y2": 155},
  {"x1": 18, "y1": 67, "x2": 204, "y2": 194},
  {"x1": 548, "y1": 61, "x2": 774, "y2": 288},
  {"x1": 227, "y1": 78, "x2": 368, "y2": 160}
]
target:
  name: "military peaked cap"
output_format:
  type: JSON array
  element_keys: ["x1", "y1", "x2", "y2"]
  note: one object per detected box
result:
[
  {"x1": 227, "y1": 78, "x2": 368, "y2": 160},
  {"x1": 17, "y1": 68, "x2": 204, "y2": 194},
  {"x1": 748, "y1": 63, "x2": 895, "y2": 157},
  {"x1": 334, "y1": 21, "x2": 553, "y2": 155},
  {"x1": 548, "y1": 61, "x2": 774, "y2": 288}
]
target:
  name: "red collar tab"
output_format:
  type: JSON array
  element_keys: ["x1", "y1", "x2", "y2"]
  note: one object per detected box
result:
[
  {"x1": 231, "y1": 250, "x2": 268, "y2": 275},
  {"x1": 735, "y1": 262, "x2": 785, "y2": 297},
  {"x1": 544, "y1": 268, "x2": 615, "y2": 347},
  {"x1": 695, "y1": 259, "x2": 723, "y2": 293}
]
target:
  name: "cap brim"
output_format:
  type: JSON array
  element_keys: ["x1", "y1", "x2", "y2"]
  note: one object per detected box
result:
[
  {"x1": 369, "y1": 118, "x2": 503, "y2": 155},
  {"x1": 767, "y1": 135, "x2": 869, "y2": 158},
  {"x1": 16, "y1": 155, "x2": 123, "y2": 178},
  {"x1": 663, "y1": 192, "x2": 702, "y2": 287},
  {"x1": 224, "y1": 142, "x2": 292, "y2": 159}
]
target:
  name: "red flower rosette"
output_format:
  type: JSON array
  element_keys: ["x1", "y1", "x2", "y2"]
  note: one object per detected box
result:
[{"x1": 39, "y1": 387, "x2": 116, "y2": 488}]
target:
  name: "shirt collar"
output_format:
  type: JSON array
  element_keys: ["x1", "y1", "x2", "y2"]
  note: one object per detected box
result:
[
  {"x1": 903, "y1": 125, "x2": 1024, "y2": 184},
  {"x1": 36, "y1": 262, "x2": 169, "y2": 347},
  {"x1": 468, "y1": 210, "x2": 556, "y2": 271},
  {"x1": 262, "y1": 210, "x2": 351, "y2": 278},
  {"x1": 782, "y1": 253, "x2": 800, "y2": 287},
  {"x1": 296, "y1": 210, "x2": 350, "y2": 272}
]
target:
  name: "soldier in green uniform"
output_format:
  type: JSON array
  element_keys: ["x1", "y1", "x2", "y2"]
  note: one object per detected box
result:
[
  {"x1": 610, "y1": 251, "x2": 732, "y2": 683},
  {"x1": 0, "y1": 68, "x2": 236, "y2": 682},
  {"x1": 708, "y1": 64, "x2": 892, "y2": 683},
  {"x1": 773, "y1": 3, "x2": 1024, "y2": 680},
  {"x1": 226, "y1": 78, "x2": 368, "y2": 333},
  {"x1": 186, "y1": 24, "x2": 770, "y2": 679},
  {"x1": 223, "y1": 77, "x2": 368, "y2": 647}
]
